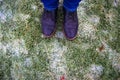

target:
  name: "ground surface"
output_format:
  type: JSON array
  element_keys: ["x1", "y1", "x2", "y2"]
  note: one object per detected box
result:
[{"x1": 0, "y1": 0, "x2": 120, "y2": 80}]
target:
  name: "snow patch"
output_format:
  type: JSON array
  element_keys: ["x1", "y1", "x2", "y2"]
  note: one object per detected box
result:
[
  {"x1": 79, "y1": 22, "x2": 97, "y2": 39},
  {"x1": 105, "y1": 9, "x2": 117, "y2": 26},
  {"x1": 31, "y1": 4, "x2": 37, "y2": 10},
  {"x1": 0, "y1": 42, "x2": 7, "y2": 53},
  {"x1": 77, "y1": 6, "x2": 86, "y2": 17},
  {"x1": 49, "y1": 40, "x2": 67, "y2": 79},
  {"x1": 99, "y1": 41, "x2": 120, "y2": 72},
  {"x1": 0, "y1": 12, "x2": 6, "y2": 23},
  {"x1": 0, "y1": 31, "x2": 3, "y2": 40},
  {"x1": 84, "y1": 64, "x2": 104, "y2": 80},
  {"x1": 88, "y1": 15, "x2": 100, "y2": 26},
  {"x1": 34, "y1": 17, "x2": 40, "y2": 22},
  {"x1": 55, "y1": 31, "x2": 64, "y2": 39},
  {"x1": 81, "y1": 43, "x2": 91, "y2": 50},
  {"x1": 11, "y1": 61, "x2": 25, "y2": 80},
  {"x1": 77, "y1": 0, "x2": 89, "y2": 20},
  {"x1": 13, "y1": 13, "x2": 30, "y2": 21},
  {"x1": 0, "y1": 38, "x2": 28, "y2": 56},
  {"x1": 0, "y1": 5, "x2": 13, "y2": 23},
  {"x1": 19, "y1": 13, "x2": 30, "y2": 21},
  {"x1": 7, "y1": 39, "x2": 28, "y2": 56},
  {"x1": 24, "y1": 58, "x2": 33, "y2": 67},
  {"x1": 113, "y1": 0, "x2": 120, "y2": 7}
]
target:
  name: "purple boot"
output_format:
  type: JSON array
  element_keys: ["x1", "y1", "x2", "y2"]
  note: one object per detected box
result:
[
  {"x1": 63, "y1": 8, "x2": 78, "y2": 40},
  {"x1": 41, "y1": 9, "x2": 57, "y2": 37}
]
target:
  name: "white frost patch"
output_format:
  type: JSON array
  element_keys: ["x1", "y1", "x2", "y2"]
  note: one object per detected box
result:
[
  {"x1": 98, "y1": 41, "x2": 120, "y2": 72},
  {"x1": 107, "y1": 49, "x2": 120, "y2": 72},
  {"x1": 19, "y1": 14, "x2": 30, "y2": 21},
  {"x1": 0, "y1": 31, "x2": 16, "y2": 53},
  {"x1": 0, "y1": 33, "x2": 3, "y2": 39},
  {"x1": 77, "y1": 0, "x2": 88, "y2": 21},
  {"x1": 0, "y1": 12, "x2": 6, "y2": 23},
  {"x1": 81, "y1": 43, "x2": 91, "y2": 50},
  {"x1": 77, "y1": 6, "x2": 87, "y2": 23},
  {"x1": 31, "y1": 4, "x2": 37, "y2": 10},
  {"x1": 84, "y1": 64, "x2": 104, "y2": 80},
  {"x1": 0, "y1": 30, "x2": 3, "y2": 40},
  {"x1": 105, "y1": 9, "x2": 117, "y2": 26},
  {"x1": 55, "y1": 31, "x2": 64, "y2": 39},
  {"x1": 112, "y1": 55, "x2": 120, "y2": 72},
  {"x1": 113, "y1": 0, "x2": 120, "y2": 7},
  {"x1": 35, "y1": 17, "x2": 40, "y2": 22},
  {"x1": 0, "y1": 5, "x2": 13, "y2": 23},
  {"x1": 77, "y1": 6, "x2": 86, "y2": 17},
  {"x1": 24, "y1": 58, "x2": 33, "y2": 67},
  {"x1": 6, "y1": 38, "x2": 28, "y2": 56},
  {"x1": 79, "y1": 22, "x2": 97, "y2": 39},
  {"x1": 110, "y1": 53, "x2": 120, "y2": 72},
  {"x1": 11, "y1": 62, "x2": 25, "y2": 80},
  {"x1": 0, "y1": 42, "x2": 7, "y2": 53},
  {"x1": 13, "y1": 13, "x2": 30, "y2": 21},
  {"x1": 88, "y1": 15, "x2": 100, "y2": 26},
  {"x1": 49, "y1": 40, "x2": 67, "y2": 80}
]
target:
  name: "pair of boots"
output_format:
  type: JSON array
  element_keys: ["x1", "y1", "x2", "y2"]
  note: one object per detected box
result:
[{"x1": 41, "y1": 7, "x2": 78, "y2": 40}]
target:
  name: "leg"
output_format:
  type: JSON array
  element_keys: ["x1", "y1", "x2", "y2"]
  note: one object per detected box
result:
[
  {"x1": 63, "y1": 0, "x2": 81, "y2": 11},
  {"x1": 63, "y1": 0, "x2": 81, "y2": 40},
  {"x1": 41, "y1": 0, "x2": 59, "y2": 11},
  {"x1": 40, "y1": 0, "x2": 58, "y2": 37}
]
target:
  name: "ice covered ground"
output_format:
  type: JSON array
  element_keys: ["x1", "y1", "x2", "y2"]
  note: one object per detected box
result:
[{"x1": 0, "y1": 0, "x2": 120, "y2": 80}]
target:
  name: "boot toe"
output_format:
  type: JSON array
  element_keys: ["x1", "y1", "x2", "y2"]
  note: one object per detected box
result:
[
  {"x1": 42, "y1": 26, "x2": 55, "y2": 37},
  {"x1": 64, "y1": 28, "x2": 77, "y2": 40}
]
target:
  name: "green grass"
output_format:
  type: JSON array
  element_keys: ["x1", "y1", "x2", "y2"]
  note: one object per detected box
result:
[{"x1": 0, "y1": 0, "x2": 120, "y2": 80}]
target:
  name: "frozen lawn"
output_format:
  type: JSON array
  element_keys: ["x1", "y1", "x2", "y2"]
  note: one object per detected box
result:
[{"x1": 0, "y1": 0, "x2": 120, "y2": 80}]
